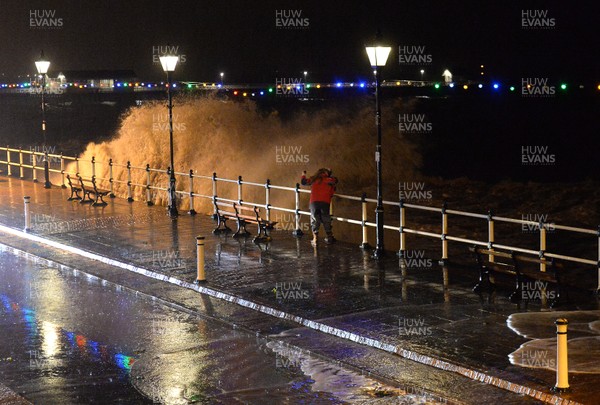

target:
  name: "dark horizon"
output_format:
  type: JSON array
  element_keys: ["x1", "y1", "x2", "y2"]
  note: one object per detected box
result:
[{"x1": 1, "y1": 1, "x2": 598, "y2": 83}]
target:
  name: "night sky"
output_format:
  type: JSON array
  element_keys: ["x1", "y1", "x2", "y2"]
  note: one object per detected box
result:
[{"x1": 1, "y1": 0, "x2": 598, "y2": 83}]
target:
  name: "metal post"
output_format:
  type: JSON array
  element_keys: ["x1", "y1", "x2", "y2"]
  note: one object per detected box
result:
[
  {"x1": 19, "y1": 148, "x2": 24, "y2": 179},
  {"x1": 60, "y1": 153, "x2": 66, "y2": 188},
  {"x1": 237, "y1": 175, "x2": 243, "y2": 204},
  {"x1": 360, "y1": 193, "x2": 370, "y2": 249},
  {"x1": 488, "y1": 210, "x2": 495, "y2": 263},
  {"x1": 166, "y1": 70, "x2": 178, "y2": 217},
  {"x1": 41, "y1": 72, "x2": 51, "y2": 188},
  {"x1": 23, "y1": 196, "x2": 31, "y2": 232},
  {"x1": 552, "y1": 318, "x2": 569, "y2": 393},
  {"x1": 540, "y1": 220, "x2": 547, "y2": 272},
  {"x1": 211, "y1": 172, "x2": 218, "y2": 219},
  {"x1": 440, "y1": 202, "x2": 448, "y2": 265},
  {"x1": 75, "y1": 157, "x2": 79, "y2": 176},
  {"x1": 146, "y1": 164, "x2": 153, "y2": 206},
  {"x1": 188, "y1": 170, "x2": 196, "y2": 215},
  {"x1": 6, "y1": 148, "x2": 11, "y2": 176},
  {"x1": 292, "y1": 182, "x2": 303, "y2": 237},
  {"x1": 126, "y1": 161, "x2": 134, "y2": 202},
  {"x1": 195, "y1": 236, "x2": 206, "y2": 283},
  {"x1": 91, "y1": 156, "x2": 96, "y2": 178},
  {"x1": 108, "y1": 159, "x2": 115, "y2": 198},
  {"x1": 373, "y1": 67, "x2": 385, "y2": 259},
  {"x1": 32, "y1": 150, "x2": 38, "y2": 183},
  {"x1": 398, "y1": 198, "x2": 406, "y2": 257},
  {"x1": 265, "y1": 179, "x2": 271, "y2": 222}
]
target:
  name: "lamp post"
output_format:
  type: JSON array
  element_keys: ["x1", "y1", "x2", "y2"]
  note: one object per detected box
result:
[
  {"x1": 420, "y1": 69, "x2": 425, "y2": 81},
  {"x1": 159, "y1": 55, "x2": 179, "y2": 217},
  {"x1": 365, "y1": 40, "x2": 391, "y2": 259},
  {"x1": 35, "y1": 52, "x2": 51, "y2": 189},
  {"x1": 220, "y1": 72, "x2": 224, "y2": 86}
]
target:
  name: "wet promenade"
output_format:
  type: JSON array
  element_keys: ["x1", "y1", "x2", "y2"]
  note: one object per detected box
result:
[{"x1": 0, "y1": 177, "x2": 598, "y2": 404}]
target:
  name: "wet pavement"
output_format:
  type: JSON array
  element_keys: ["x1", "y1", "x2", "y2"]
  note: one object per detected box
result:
[
  {"x1": 0, "y1": 249, "x2": 421, "y2": 404},
  {"x1": 0, "y1": 177, "x2": 599, "y2": 404}
]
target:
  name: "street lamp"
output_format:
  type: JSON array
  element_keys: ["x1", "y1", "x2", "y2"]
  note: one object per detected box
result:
[
  {"x1": 420, "y1": 69, "x2": 425, "y2": 81},
  {"x1": 159, "y1": 55, "x2": 179, "y2": 217},
  {"x1": 220, "y1": 72, "x2": 224, "y2": 86},
  {"x1": 35, "y1": 51, "x2": 51, "y2": 189},
  {"x1": 365, "y1": 38, "x2": 391, "y2": 259}
]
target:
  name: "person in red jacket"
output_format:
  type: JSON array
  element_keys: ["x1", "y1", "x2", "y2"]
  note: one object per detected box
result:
[{"x1": 301, "y1": 168, "x2": 338, "y2": 245}]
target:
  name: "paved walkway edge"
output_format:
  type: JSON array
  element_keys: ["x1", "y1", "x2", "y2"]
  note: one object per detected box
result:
[{"x1": 0, "y1": 223, "x2": 580, "y2": 405}]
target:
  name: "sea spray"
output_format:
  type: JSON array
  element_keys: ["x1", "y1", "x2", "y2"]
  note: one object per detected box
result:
[{"x1": 71, "y1": 95, "x2": 422, "y2": 219}]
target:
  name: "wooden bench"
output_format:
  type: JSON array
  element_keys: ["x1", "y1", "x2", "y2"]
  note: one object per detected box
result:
[
  {"x1": 213, "y1": 200, "x2": 277, "y2": 243},
  {"x1": 76, "y1": 174, "x2": 110, "y2": 206},
  {"x1": 469, "y1": 245, "x2": 563, "y2": 306},
  {"x1": 66, "y1": 174, "x2": 83, "y2": 201}
]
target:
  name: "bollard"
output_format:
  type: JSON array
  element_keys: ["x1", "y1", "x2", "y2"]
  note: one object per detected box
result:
[
  {"x1": 23, "y1": 196, "x2": 31, "y2": 232},
  {"x1": 195, "y1": 236, "x2": 206, "y2": 283},
  {"x1": 552, "y1": 318, "x2": 569, "y2": 393}
]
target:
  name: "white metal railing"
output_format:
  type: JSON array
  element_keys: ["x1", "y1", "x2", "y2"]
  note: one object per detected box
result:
[{"x1": 1, "y1": 145, "x2": 598, "y2": 290}]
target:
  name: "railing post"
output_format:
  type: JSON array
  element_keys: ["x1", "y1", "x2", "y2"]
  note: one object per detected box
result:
[
  {"x1": 6, "y1": 147, "x2": 11, "y2": 177},
  {"x1": 597, "y1": 226, "x2": 600, "y2": 293},
  {"x1": 488, "y1": 210, "x2": 495, "y2": 263},
  {"x1": 440, "y1": 202, "x2": 448, "y2": 265},
  {"x1": 265, "y1": 179, "x2": 271, "y2": 222},
  {"x1": 23, "y1": 196, "x2": 31, "y2": 232},
  {"x1": 32, "y1": 150, "x2": 38, "y2": 183},
  {"x1": 60, "y1": 153, "x2": 66, "y2": 188},
  {"x1": 145, "y1": 164, "x2": 153, "y2": 206},
  {"x1": 19, "y1": 148, "x2": 24, "y2": 179},
  {"x1": 188, "y1": 170, "x2": 196, "y2": 215},
  {"x1": 539, "y1": 220, "x2": 547, "y2": 272},
  {"x1": 212, "y1": 172, "x2": 218, "y2": 219},
  {"x1": 237, "y1": 175, "x2": 243, "y2": 204},
  {"x1": 75, "y1": 157, "x2": 80, "y2": 176},
  {"x1": 360, "y1": 193, "x2": 370, "y2": 249},
  {"x1": 126, "y1": 160, "x2": 134, "y2": 202},
  {"x1": 292, "y1": 182, "x2": 303, "y2": 237},
  {"x1": 398, "y1": 198, "x2": 406, "y2": 256},
  {"x1": 91, "y1": 156, "x2": 96, "y2": 178},
  {"x1": 552, "y1": 318, "x2": 570, "y2": 393},
  {"x1": 108, "y1": 158, "x2": 115, "y2": 198}
]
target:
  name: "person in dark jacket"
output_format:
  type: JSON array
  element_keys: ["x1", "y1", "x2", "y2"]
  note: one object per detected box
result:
[{"x1": 301, "y1": 168, "x2": 338, "y2": 245}]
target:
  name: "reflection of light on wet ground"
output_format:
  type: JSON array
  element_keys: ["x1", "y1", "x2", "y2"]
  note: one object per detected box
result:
[
  {"x1": 267, "y1": 341, "x2": 447, "y2": 404},
  {"x1": 41, "y1": 321, "x2": 60, "y2": 358},
  {"x1": 507, "y1": 310, "x2": 600, "y2": 373},
  {"x1": 0, "y1": 293, "x2": 136, "y2": 373}
]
